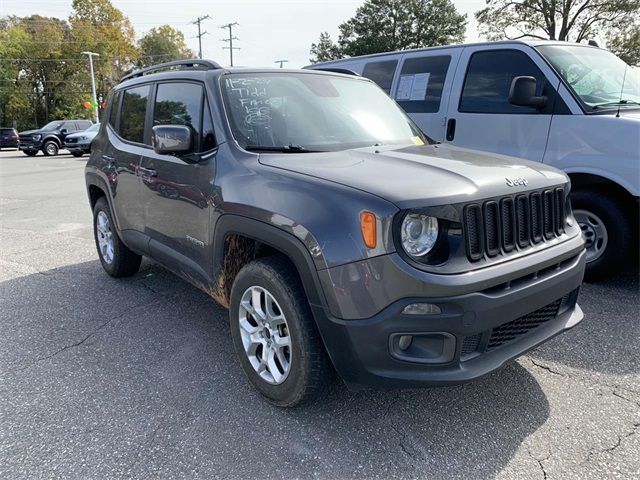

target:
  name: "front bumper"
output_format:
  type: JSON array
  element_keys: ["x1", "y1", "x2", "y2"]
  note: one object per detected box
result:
[
  {"x1": 19, "y1": 141, "x2": 41, "y2": 151},
  {"x1": 65, "y1": 142, "x2": 90, "y2": 152},
  {"x1": 312, "y1": 248, "x2": 585, "y2": 389}
]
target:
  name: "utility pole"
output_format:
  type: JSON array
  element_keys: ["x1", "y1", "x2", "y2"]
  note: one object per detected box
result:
[
  {"x1": 81, "y1": 51, "x2": 100, "y2": 123},
  {"x1": 220, "y1": 22, "x2": 239, "y2": 67},
  {"x1": 192, "y1": 15, "x2": 211, "y2": 59},
  {"x1": 274, "y1": 59, "x2": 288, "y2": 68}
]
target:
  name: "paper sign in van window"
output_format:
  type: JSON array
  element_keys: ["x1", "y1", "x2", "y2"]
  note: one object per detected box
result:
[{"x1": 396, "y1": 73, "x2": 430, "y2": 101}]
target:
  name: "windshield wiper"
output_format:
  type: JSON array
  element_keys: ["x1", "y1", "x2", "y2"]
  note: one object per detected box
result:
[
  {"x1": 244, "y1": 144, "x2": 320, "y2": 153},
  {"x1": 592, "y1": 100, "x2": 640, "y2": 110}
]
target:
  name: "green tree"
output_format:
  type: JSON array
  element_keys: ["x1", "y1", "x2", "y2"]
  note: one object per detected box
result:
[
  {"x1": 309, "y1": 32, "x2": 342, "y2": 63},
  {"x1": 138, "y1": 25, "x2": 194, "y2": 67},
  {"x1": 309, "y1": 0, "x2": 467, "y2": 63},
  {"x1": 476, "y1": 0, "x2": 640, "y2": 43},
  {"x1": 607, "y1": 24, "x2": 640, "y2": 66}
]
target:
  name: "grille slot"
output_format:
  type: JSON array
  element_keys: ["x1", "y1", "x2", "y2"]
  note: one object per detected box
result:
[
  {"x1": 463, "y1": 187, "x2": 566, "y2": 262},
  {"x1": 484, "y1": 201, "x2": 500, "y2": 257},
  {"x1": 486, "y1": 298, "x2": 562, "y2": 351}
]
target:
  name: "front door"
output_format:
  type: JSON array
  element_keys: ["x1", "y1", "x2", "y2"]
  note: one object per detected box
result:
[
  {"x1": 139, "y1": 81, "x2": 217, "y2": 283},
  {"x1": 445, "y1": 45, "x2": 562, "y2": 162}
]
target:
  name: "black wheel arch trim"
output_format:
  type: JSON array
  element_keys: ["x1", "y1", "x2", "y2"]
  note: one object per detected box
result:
[
  {"x1": 85, "y1": 171, "x2": 122, "y2": 232},
  {"x1": 213, "y1": 214, "x2": 330, "y2": 312}
]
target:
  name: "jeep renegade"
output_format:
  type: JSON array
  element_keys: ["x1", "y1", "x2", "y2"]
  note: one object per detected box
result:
[{"x1": 85, "y1": 60, "x2": 585, "y2": 407}]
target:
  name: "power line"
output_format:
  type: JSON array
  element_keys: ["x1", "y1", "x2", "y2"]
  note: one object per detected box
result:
[
  {"x1": 192, "y1": 15, "x2": 211, "y2": 60},
  {"x1": 220, "y1": 22, "x2": 239, "y2": 67}
]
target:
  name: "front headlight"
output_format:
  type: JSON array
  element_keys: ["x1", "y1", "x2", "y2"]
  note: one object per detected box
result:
[
  {"x1": 400, "y1": 213, "x2": 439, "y2": 257},
  {"x1": 32, "y1": 134, "x2": 41, "y2": 141},
  {"x1": 79, "y1": 136, "x2": 87, "y2": 140}
]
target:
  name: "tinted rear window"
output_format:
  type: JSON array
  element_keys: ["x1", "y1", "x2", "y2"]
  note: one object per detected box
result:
[
  {"x1": 362, "y1": 60, "x2": 398, "y2": 94},
  {"x1": 120, "y1": 85, "x2": 150, "y2": 144},
  {"x1": 0, "y1": 128, "x2": 15, "y2": 134}
]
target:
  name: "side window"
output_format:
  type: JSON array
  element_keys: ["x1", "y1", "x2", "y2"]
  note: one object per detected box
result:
[
  {"x1": 395, "y1": 55, "x2": 451, "y2": 113},
  {"x1": 362, "y1": 60, "x2": 398, "y2": 94},
  {"x1": 108, "y1": 91, "x2": 121, "y2": 129},
  {"x1": 78, "y1": 121, "x2": 91, "y2": 130},
  {"x1": 201, "y1": 97, "x2": 216, "y2": 152},
  {"x1": 153, "y1": 82, "x2": 203, "y2": 151},
  {"x1": 63, "y1": 122, "x2": 76, "y2": 132},
  {"x1": 120, "y1": 85, "x2": 150, "y2": 144},
  {"x1": 459, "y1": 50, "x2": 549, "y2": 114}
]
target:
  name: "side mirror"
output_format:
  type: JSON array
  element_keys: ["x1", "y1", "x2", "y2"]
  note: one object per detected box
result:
[
  {"x1": 151, "y1": 125, "x2": 193, "y2": 155},
  {"x1": 60, "y1": 128, "x2": 68, "y2": 134},
  {"x1": 508, "y1": 76, "x2": 547, "y2": 109}
]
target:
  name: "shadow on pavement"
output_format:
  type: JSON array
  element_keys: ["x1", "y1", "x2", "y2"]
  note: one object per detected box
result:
[{"x1": 1, "y1": 260, "x2": 550, "y2": 478}]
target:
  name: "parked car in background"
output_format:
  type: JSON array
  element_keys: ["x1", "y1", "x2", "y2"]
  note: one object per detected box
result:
[
  {"x1": 86, "y1": 60, "x2": 585, "y2": 407},
  {"x1": 19, "y1": 119, "x2": 93, "y2": 157},
  {"x1": 0, "y1": 128, "x2": 19, "y2": 150},
  {"x1": 65, "y1": 123, "x2": 100, "y2": 157},
  {"x1": 309, "y1": 41, "x2": 639, "y2": 280}
]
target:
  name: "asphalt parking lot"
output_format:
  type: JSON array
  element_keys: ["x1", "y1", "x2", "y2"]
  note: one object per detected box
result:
[{"x1": 0, "y1": 148, "x2": 638, "y2": 479}]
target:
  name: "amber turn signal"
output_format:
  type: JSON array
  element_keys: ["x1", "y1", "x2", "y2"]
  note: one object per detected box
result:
[{"x1": 360, "y1": 211, "x2": 377, "y2": 249}]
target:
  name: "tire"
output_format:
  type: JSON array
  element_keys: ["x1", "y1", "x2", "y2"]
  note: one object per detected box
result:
[
  {"x1": 229, "y1": 256, "x2": 332, "y2": 407},
  {"x1": 24, "y1": 150, "x2": 37, "y2": 157},
  {"x1": 571, "y1": 189, "x2": 634, "y2": 281},
  {"x1": 92, "y1": 197, "x2": 142, "y2": 277},
  {"x1": 72, "y1": 151, "x2": 84, "y2": 157},
  {"x1": 43, "y1": 140, "x2": 59, "y2": 156}
]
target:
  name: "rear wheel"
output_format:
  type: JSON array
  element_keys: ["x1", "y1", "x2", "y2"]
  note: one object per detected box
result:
[
  {"x1": 43, "y1": 141, "x2": 59, "y2": 156},
  {"x1": 92, "y1": 197, "x2": 141, "y2": 277},
  {"x1": 571, "y1": 190, "x2": 633, "y2": 281},
  {"x1": 229, "y1": 256, "x2": 331, "y2": 407}
]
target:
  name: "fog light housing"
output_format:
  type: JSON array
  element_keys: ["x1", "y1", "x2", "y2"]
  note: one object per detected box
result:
[{"x1": 402, "y1": 303, "x2": 441, "y2": 315}]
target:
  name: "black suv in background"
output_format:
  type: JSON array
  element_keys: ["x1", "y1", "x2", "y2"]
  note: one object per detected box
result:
[
  {"x1": 0, "y1": 128, "x2": 19, "y2": 150},
  {"x1": 19, "y1": 119, "x2": 93, "y2": 156}
]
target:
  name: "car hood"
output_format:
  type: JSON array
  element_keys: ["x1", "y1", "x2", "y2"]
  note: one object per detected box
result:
[
  {"x1": 18, "y1": 129, "x2": 45, "y2": 136},
  {"x1": 259, "y1": 143, "x2": 569, "y2": 208}
]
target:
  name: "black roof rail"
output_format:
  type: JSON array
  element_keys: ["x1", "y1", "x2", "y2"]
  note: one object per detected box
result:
[
  {"x1": 304, "y1": 67, "x2": 360, "y2": 76},
  {"x1": 120, "y1": 59, "x2": 222, "y2": 82}
]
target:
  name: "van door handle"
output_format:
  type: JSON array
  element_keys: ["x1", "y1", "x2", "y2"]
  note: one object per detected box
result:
[
  {"x1": 138, "y1": 167, "x2": 157, "y2": 177},
  {"x1": 446, "y1": 118, "x2": 456, "y2": 142}
]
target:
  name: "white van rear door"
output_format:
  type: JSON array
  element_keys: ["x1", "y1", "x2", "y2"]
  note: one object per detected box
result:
[
  {"x1": 444, "y1": 44, "x2": 561, "y2": 162},
  {"x1": 390, "y1": 48, "x2": 461, "y2": 142}
]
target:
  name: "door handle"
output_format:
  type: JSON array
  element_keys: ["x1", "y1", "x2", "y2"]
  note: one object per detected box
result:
[
  {"x1": 446, "y1": 118, "x2": 456, "y2": 142},
  {"x1": 138, "y1": 166, "x2": 157, "y2": 177}
]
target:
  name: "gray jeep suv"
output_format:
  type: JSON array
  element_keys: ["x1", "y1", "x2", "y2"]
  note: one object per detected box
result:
[{"x1": 85, "y1": 60, "x2": 585, "y2": 407}]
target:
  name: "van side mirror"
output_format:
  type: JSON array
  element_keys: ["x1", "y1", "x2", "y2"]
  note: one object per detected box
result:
[
  {"x1": 508, "y1": 76, "x2": 547, "y2": 109},
  {"x1": 151, "y1": 125, "x2": 193, "y2": 155}
]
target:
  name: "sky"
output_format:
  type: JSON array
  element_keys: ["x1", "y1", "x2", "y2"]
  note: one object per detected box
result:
[{"x1": 0, "y1": 0, "x2": 485, "y2": 68}]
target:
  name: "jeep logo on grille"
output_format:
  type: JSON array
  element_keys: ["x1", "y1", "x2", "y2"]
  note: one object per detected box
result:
[{"x1": 506, "y1": 177, "x2": 528, "y2": 187}]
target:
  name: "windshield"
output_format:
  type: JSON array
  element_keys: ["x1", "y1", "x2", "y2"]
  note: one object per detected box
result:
[
  {"x1": 221, "y1": 73, "x2": 427, "y2": 152},
  {"x1": 537, "y1": 45, "x2": 640, "y2": 111},
  {"x1": 41, "y1": 121, "x2": 64, "y2": 131}
]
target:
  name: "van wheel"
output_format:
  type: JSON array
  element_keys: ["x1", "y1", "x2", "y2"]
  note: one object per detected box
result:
[
  {"x1": 229, "y1": 256, "x2": 331, "y2": 407},
  {"x1": 571, "y1": 190, "x2": 632, "y2": 281},
  {"x1": 43, "y1": 141, "x2": 59, "y2": 156},
  {"x1": 92, "y1": 197, "x2": 142, "y2": 277}
]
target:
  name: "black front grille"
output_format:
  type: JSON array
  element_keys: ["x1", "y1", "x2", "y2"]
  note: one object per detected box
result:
[
  {"x1": 486, "y1": 298, "x2": 563, "y2": 351},
  {"x1": 463, "y1": 188, "x2": 566, "y2": 261}
]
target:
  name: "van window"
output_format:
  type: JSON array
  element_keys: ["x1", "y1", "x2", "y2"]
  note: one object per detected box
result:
[
  {"x1": 395, "y1": 56, "x2": 451, "y2": 113},
  {"x1": 120, "y1": 85, "x2": 150, "y2": 144},
  {"x1": 153, "y1": 82, "x2": 203, "y2": 150},
  {"x1": 459, "y1": 50, "x2": 549, "y2": 114},
  {"x1": 108, "y1": 91, "x2": 121, "y2": 129},
  {"x1": 362, "y1": 60, "x2": 398, "y2": 94}
]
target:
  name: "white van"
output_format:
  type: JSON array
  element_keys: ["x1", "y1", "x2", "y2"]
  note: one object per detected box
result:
[{"x1": 308, "y1": 40, "x2": 639, "y2": 280}]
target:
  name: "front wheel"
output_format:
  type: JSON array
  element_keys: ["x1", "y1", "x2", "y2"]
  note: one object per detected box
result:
[
  {"x1": 92, "y1": 197, "x2": 141, "y2": 277},
  {"x1": 72, "y1": 151, "x2": 84, "y2": 157},
  {"x1": 571, "y1": 190, "x2": 634, "y2": 281},
  {"x1": 24, "y1": 150, "x2": 37, "y2": 157},
  {"x1": 43, "y1": 141, "x2": 59, "y2": 156},
  {"x1": 229, "y1": 256, "x2": 332, "y2": 407}
]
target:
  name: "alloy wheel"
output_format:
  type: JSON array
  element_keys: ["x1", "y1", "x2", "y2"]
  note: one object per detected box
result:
[
  {"x1": 238, "y1": 285, "x2": 292, "y2": 385},
  {"x1": 96, "y1": 211, "x2": 115, "y2": 264}
]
